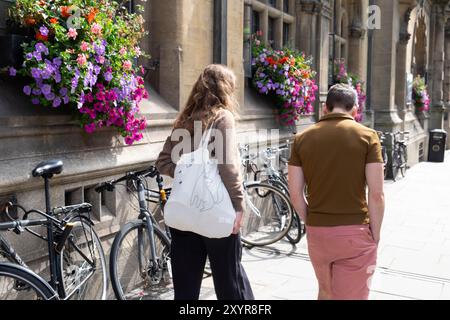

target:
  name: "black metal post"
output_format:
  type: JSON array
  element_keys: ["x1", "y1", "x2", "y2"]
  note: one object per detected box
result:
[
  {"x1": 213, "y1": 0, "x2": 228, "y2": 64},
  {"x1": 44, "y1": 177, "x2": 59, "y2": 291}
]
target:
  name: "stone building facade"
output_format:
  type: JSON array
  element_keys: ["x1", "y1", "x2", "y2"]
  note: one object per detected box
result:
[{"x1": 0, "y1": 0, "x2": 449, "y2": 265}]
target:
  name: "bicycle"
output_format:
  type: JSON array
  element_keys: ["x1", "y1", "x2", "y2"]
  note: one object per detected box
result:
[
  {"x1": 378, "y1": 131, "x2": 409, "y2": 181},
  {"x1": 391, "y1": 131, "x2": 409, "y2": 181},
  {"x1": 0, "y1": 160, "x2": 108, "y2": 300},
  {"x1": 249, "y1": 144, "x2": 305, "y2": 245},
  {"x1": 95, "y1": 166, "x2": 172, "y2": 300},
  {"x1": 377, "y1": 131, "x2": 389, "y2": 179},
  {"x1": 239, "y1": 146, "x2": 295, "y2": 247}
]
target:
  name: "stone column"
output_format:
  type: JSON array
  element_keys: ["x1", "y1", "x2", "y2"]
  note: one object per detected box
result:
[
  {"x1": 347, "y1": 0, "x2": 367, "y2": 78},
  {"x1": 428, "y1": 1, "x2": 447, "y2": 130},
  {"x1": 296, "y1": 0, "x2": 332, "y2": 122},
  {"x1": 395, "y1": 6, "x2": 413, "y2": 128},
  {"x1": 369, "y1": 0, "x2": 403, "y2": 132}
]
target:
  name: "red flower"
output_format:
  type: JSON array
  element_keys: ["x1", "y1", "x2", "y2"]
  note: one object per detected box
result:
[
  {"x1": 35, "y1": 31, "x2": 48, "y2": 41},
  {"x1": 61, "y1": 6, "x2": 71, "y2": 18},
  {"x1": 49, "y1": 18, "x2": 58, "y2": 24},
  {"x1": 279, "y1": 57, "x2": 289, "y2": 64},
  {"x1": 267, "y1": 57, "x2": 277, "y2": 65},
  {"x1": 25, "y1": 17, "x2": 36, "y2": 26},
  {"x1": 86, "y1": 8, "x2": 98, "y2": 24}
]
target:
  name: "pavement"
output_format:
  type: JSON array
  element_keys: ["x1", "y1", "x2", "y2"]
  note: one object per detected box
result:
[{"x1": 200, "y1": 151, "x2": 450, "y2": 300}]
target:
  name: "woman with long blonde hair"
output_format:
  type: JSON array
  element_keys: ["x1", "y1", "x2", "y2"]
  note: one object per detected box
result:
[{"x1": 156, "y1": 64, "x2": 254, "y2": 300}]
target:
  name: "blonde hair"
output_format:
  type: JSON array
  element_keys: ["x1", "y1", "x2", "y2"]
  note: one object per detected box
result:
[{"x1": 174, "y1": 64, "x2": 238, "y2": 132}]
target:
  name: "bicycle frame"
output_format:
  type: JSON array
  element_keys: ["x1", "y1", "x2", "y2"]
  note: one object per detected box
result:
[{"x1": 136, "y1": 178, "x2": 163, "y2": 276}]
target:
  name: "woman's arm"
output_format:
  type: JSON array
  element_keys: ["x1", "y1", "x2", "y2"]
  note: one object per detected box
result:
[
  {"x1": 155, "y1": 135, "x2": 176, "y2": 178},
  {"x1": 215, "y1": 110, "x2": 245, "y2": 213}
]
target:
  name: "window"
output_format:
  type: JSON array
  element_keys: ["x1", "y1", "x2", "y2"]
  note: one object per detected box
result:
[
  {"x1": 283, "y1": 0, "x2": 289, "y2": 13},
  {"x1": 268, "y1": 17, "x2": 275, "y2": 47},
  {"x1": 243, "y1": 0, "x2": 296, "y2": 77},
  {"x1": 252, "y1": 10, "x2": 261, "y2": 34},
  {"x1": 283, "y1": 23, "x2": 290, "y2": 47}
]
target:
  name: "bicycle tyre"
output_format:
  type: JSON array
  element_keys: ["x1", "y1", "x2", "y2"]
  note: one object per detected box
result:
[
  {"x1": 241, "y1": 182, "x2": 293, "y2": 247},
  {"x1": 285, "y1": 212, "x2": 304, "y2": 245},
  {"x1": 0, "y1": 263, "x2": 56, "y2": 300},
  {"x1": 110, "y1": 220, "x2": 173, "y2": 300},
  {"x1": 57, "y1": 217, "x2": 108, "y2": 300},
  {"x1": 400, "y1": 146, "x2": 407, "y2": 177}
]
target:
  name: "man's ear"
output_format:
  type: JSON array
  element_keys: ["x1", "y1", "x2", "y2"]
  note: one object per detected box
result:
[
  {"x1": 322, "y1": 103, "x2": 329, "y2": 115},
  {"x1": 351, "y1": 106, "x2": 358, "y2": 118}
]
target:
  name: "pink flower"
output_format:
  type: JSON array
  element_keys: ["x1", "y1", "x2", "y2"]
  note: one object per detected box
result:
[
  {"x1": 123, "y1": 60, "x2": 132, "y2": 70},
  {"x1": 84, "y1": 123, "x2": 96, "y2": 134},
  {"x1": 91, "y1": 23, "x2": 102, "y2": 35},
  {"x1": 68, "y1": 28, "x2": 78, "y2": 40},
  {"x1": 77, "y1": 54, "x2": 87, "y2": 66},
  {"x1": 97, "y1": 56, "x2": 105, "y2": 64},
  {"x1": 135, "y1": 47, "x2": 141, "y2": 57},
  {"x1": 119, "y1": 47, "x2": 127, "y2": 55},
  {"x1": 80, "y1": 41, "x2": 89, "y2": 52}
]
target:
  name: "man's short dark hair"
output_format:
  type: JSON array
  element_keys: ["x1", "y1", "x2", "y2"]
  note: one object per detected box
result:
[{"x1": 326, "y1": 84, "x2": 358, "y2": 112}]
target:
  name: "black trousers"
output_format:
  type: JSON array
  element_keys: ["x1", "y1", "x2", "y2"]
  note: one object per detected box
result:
[{"x1": 169, "y1": 228, "x2": 254, "y2": 300}]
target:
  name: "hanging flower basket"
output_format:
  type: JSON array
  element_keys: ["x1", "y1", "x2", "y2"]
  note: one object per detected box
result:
[
  {"x1": 251, "y1": 33, "x2": 318, "y2": 126},
  {"x1": 333, "y1": 58, "x2": 366, "y2": 123},
  {"x1": 5, "y1": 0, "x2": 150, "y2": 145},
  {"x1": 412, "y1": 75, "x2": 430, "y2": 113}
]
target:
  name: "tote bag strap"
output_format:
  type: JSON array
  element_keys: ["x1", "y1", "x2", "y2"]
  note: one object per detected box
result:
[{"x1": 200, "y1": 121, "x2": 215, "y2": 149}]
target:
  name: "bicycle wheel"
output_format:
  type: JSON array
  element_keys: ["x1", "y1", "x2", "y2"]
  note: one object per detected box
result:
[
  {"x1": 285, "y1": 212, "x2": 305, "y2": 245},
  {"x1": 400, "y1": 146, "x2": 408, "y2": 177},
  {"x1": 0, "y1": 263, "x2": 56, "y2": 300},
  {"x1": 110, "y1": 220, "x2": 173, "y2": 300},
  {"x1": 392, "y1": 150, "x2": 400, "y2": 182},
  {"x1": 241, "y1": 182, "x2": 293, "y2": 246},
  {"x1": 57, "y1": 218, "x2": 108, "y2": 300}
]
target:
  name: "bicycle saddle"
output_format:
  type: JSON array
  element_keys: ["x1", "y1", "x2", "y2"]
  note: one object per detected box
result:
[{"x1": 32, "y1": 160, "x2": 63, "y2": 178}]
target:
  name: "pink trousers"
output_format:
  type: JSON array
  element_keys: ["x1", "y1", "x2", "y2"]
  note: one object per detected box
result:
[{"x1": 307, "y1": 224, "x2": 378, "y2": 300}]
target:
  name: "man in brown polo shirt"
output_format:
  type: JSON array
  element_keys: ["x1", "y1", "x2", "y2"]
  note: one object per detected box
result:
[{"x1": 288, "y1": 84, "x2": 385, "y2": 300}]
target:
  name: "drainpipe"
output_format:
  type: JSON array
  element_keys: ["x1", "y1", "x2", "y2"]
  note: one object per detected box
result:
[{"x1": 213, "y1": 0, "x2": 228, "y2": 64}]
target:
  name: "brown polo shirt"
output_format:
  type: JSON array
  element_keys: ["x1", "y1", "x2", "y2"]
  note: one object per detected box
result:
[{"x1": 289, "y1": 113, "x2": 383, "y2": 227}]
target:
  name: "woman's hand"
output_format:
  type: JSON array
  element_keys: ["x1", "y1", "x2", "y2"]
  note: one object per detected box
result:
[{"x1": 232, "y1": 211, "x2": 243, "y2": 234}]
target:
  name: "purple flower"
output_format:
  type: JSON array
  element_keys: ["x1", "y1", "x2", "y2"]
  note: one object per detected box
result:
[
  {"x1": 53, "y1": 97, "x2": 62, "y2": 108},
  {"x1": 32, "y1": 88, "x2": 42, "y2": 96},
  {"x1": 9, "y1": 67, "x2": 16, "y2": 76},
  {"x1": 53, "y1": 58, "x2": 62, "y2": 67},
  {"x1": 93, "y1": 65, "x2": 101, "y2": 75},
  {"x1": 35, "y1": 43, "x2": 49, "y2": 55},
  {"x1": 41, "y1": 84, "x2": 52, "y2": 95},
  {"x1": 39, "y1": 26, "x2": 49, "y2": 37},
  {"x1": 63, "y1": 96, "x2": 70, "y2": 105},
  {"x1": 33, "y1": 51, "x2": 42, "y2": 62},
  {"x1": 59, "y1": 87, "x2": 68, "y2": 96},
  {"x1": 94, "y1": 43, "x2": 105, "y2": 56},
  {"x1": 54, "y1": 72, "x2": 61, "y2": 83},
  {"x1": 45, "y1": 93, "x2": 55, "y2": 101},
  {"x1": 23, "y1": 85, "x2": 32, "y2": 95},
  {"x1": 25, "y1": 53, "x2": 33, "y2": 60},
  {"x1": 31, "y1": 68, "x2": 41, "y2": 79},
  {"x1": 32, "y1": 98, "x2": 40, "y2": 105},
  {"x1": 104, "y1": 71, "x2": 113, "y2": 82}
]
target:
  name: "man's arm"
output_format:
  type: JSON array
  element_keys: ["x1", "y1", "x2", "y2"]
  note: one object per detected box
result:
[
  {"x1": 288, "y1": 165, "x2": 308, "y2": 222},
  {"x1": 366, "y1": 163, "x2": 385, "y2": 244}
]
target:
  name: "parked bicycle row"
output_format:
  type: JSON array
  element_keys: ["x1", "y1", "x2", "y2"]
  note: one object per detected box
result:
[
  {"x1": 377, "y1": 131, "x2": 409, "y2": 181},
  {"x1": 0, "y1": 143, "x2": 302, "y2": 300}
]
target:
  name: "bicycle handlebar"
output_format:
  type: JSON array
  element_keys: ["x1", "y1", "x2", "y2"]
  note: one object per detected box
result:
[
  {"x1": 0, "y1": 218, "x2": 48, "y2": 231},
  {"x1": 95, "y1": 166, "x2": 160, "y2": 193}
]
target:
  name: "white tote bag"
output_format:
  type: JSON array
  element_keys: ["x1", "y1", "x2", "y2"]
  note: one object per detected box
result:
[{"x1": 164, "y1": 125, "x2": 236, "y2": 238}]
